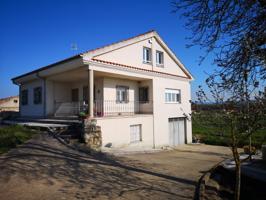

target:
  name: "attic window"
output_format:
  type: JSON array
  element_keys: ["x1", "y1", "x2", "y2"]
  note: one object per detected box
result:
[
  {"x1": 156, "y1": 51, "x2": 164, "y2": 66},
  {"x1": 143, "y1": 47, "x2": 152, "y2": 64}
]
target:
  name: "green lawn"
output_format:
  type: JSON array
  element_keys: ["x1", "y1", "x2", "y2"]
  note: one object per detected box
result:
[
  {"x1": 0, "y1": 125, "x2": 37, "y2": 154},
  {"x1": 192, "y1": 111, "x2": 266, "y2": 148}
]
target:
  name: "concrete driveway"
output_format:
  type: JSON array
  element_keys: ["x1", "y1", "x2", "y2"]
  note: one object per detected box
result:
[{"x1": 0, "y1": 133, "x2": 231, "y2": 200}]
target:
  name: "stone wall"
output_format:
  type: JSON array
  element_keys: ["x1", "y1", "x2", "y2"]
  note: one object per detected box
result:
[{"x1": 82, "y1": 118, "x2": 102, "y2": 150}]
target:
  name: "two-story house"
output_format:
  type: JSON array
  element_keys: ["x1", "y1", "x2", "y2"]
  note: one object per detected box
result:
[{"x1": 12, "y1": 30, "x2": 193, "y2": 148}]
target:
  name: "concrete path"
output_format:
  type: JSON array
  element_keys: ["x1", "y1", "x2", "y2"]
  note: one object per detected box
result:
[{"x1": 0, "y1": 133, "x2": 232, "y2": 200}]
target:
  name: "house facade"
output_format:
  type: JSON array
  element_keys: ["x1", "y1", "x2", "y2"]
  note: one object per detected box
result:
[
  {"x1": 12, "y1": 30, "x2": 193, "y2": 148},
  {"x1": 0, "y1": 96, "x2": 19, "y2": 112}
]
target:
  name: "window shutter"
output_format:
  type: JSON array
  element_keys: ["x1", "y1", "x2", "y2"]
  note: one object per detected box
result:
[
  {"x1": 139, "y1": 88, "x2": 143, "y2": 102},
  {"x1": 126, "y1": 87, "x2": 129, "y2": 103},
  {"x1": 116, "y1": 87, "x2": 120, "y2": 102}
]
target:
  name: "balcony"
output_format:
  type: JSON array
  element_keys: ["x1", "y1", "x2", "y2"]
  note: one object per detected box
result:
[{"x1": 54, "y1": 100, "x2": 153, "y2": 118}]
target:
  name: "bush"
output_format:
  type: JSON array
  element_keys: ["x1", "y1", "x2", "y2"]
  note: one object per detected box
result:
[{"x1": 0, "y1": 125, "x2": 36, "y2": 154}]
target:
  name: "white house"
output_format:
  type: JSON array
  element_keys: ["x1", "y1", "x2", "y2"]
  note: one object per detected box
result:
[{"x1": 12, "y1": 30, "x2": 194, "y2": 148}]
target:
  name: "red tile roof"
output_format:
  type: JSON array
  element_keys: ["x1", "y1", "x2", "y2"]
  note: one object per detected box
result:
[{"x1": 91, "y1": 58, "x2": 190, "y2": 79}]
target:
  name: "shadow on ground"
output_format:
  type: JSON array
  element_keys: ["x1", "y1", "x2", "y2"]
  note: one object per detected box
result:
[{"x1": 0, "y1": 133, "x2": 196, "y2": 200}]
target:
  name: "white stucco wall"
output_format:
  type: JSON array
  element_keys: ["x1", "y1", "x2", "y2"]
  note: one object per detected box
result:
[
  {"x1": 152, "y1": 77, "x2": 192, "y2": 146},
  {"x1": 20, "y1": 79, "x2": 44, "y2": 116},
  {"x1": 96, "y1": 115, "x2": 154, "y2": 147},
  {"x1": 94, "y1": 37, "x2": 188, "y2": 77}
]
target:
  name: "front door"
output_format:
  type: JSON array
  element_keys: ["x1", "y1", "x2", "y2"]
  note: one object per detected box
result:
[
  {"x1": 71, "y1": 88, "x2": 79, "y2": 102},
  {"x1": 169, "y1": 118, "x2": 186, "y2": 146}
]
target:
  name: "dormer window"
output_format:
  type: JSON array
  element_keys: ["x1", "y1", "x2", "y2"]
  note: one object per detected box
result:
[
  {"x1": 143, "y1": 47, "x2": 152, "y2": 64},
  {"x1": 156, "y1": 50, "x2": 164, "y2": 66}
]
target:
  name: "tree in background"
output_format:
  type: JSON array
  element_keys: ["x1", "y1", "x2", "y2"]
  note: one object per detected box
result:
[
  {"x1": 172, "y1": 1, "x2": 266, "y2": 199},
  {"x1": 196, "y1": 76, "x2": 265, "y2": 200}
]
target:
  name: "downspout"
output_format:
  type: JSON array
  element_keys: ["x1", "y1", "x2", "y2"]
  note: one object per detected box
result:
[
  {"x1": 36, "y1": 73, "x2": 46, "y2": 117},
  {"x1": 152, "y1": 79, "x2": 155, "y2": 149},
  {"x1": 12, "y1": 80, "x2": 21, "y2": 117}
]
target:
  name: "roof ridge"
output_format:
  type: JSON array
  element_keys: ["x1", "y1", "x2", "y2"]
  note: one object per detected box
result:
[
  {"x1": 80, "y1": 30, "x2": 156, "y2": 55},
  {"x1": 12, "y1": 30, "x2": 156, "y2": 81}
]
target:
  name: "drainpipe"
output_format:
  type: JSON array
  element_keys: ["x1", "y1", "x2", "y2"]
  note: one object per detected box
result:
[
  {"x1": 12, "y1": 80, "x2": 21, "y2": 117},
  {"x1": 36, "y1": 73, "x2": 46, "y2": 118},
  {"x1": 152, "y1": 79, "x2": 155, "y2": 149}
]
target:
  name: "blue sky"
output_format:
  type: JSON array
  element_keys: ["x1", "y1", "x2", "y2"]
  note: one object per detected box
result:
[{"x1": 0, "y1": 0, "x2": 216, "y2": 100}]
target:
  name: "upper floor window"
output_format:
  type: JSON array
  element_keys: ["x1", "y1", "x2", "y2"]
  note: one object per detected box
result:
[
  {"x1": 34, "y1": 87, "x2": 42, "y2": 104},
  {"x1": 116, "y1": 86, "x2": 129, "y2": 103},
  {"x1": 143, "y1": 47, "x2": 152, "y2": 64},
  {"x1": 156, "y1": 51, "x2": 164, "y2": 66},
  {"x1": 165, "y1": 89, "x2": 181, "y2": 103},
  {"x1": 21, "y1": 90, "x2": 28, "y2": 105},
  {"x1": 139, "y1": 87, "x2": 149, "y2": 103}
]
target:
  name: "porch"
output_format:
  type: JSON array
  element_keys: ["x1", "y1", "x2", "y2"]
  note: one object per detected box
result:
[{"x1": 45, "y1": 66, "x2": 153, "y2": 118}]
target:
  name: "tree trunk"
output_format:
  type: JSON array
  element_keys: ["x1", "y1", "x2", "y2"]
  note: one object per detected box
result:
[{"x1": 235, "y1": 160, "x2": 241, "y2": 200}]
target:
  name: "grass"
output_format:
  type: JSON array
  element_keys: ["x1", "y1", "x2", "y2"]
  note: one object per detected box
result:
[
  {"x1": 192, "y1": 111, "x2": 266, "y2": 148},
  {"x1": 0, "y1": 125, "x2": 37, "y2": 154}
]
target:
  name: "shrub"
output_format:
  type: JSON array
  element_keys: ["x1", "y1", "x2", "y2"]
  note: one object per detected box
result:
[{"x1": 0, "y1": 125, "x2": 36, "y2": 154}]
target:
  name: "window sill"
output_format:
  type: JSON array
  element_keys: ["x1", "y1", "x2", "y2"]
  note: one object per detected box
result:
[
  {"x1": 143, "y1": 61, "x2": 152, "y2": 65},
  {"x1": 156, "y1": 64, "x2": 164, "y2": 68},
  {"x1": 165, "y1": 102, "x2": 181, "y2": 104}
]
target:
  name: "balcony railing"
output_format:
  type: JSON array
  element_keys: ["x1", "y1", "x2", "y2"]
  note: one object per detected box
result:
[
  {"x1": 54, "y1": 100, "x2": 153, "y2": 117},
  {"x1": 54, "y1": 101, "x2": 87, "y2": 117},
  {"x1": 94, "y1": 100, "x2": 153, "y2": 117}
]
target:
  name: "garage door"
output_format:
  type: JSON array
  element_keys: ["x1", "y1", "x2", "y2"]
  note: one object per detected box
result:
[{"x1": 169, "y1": 118, "x2": 186, "y2": 146}]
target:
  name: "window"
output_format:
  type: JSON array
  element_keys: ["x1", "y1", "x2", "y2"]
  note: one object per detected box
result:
[
  {"x1": 139, "y1": 87, "x2": 149, "y2": 103},
  {"x1": 21, "y1": 90, "x2": 28, "y2": 105},
  {"x1": 13, "y1": 99, "x2": 18, "y2": 103},
  {"x1": 116, "y1": 86, "x2": 129, "y2": 103},
  {"x1": 165, "y1": 89, "x2": 181, "y2": 103},
  {"x1": 143, "y1": 47, "x2": 152, "y2": 63},
  {"x1": 130, "y1": 124, "x2": 142, "y2": 143},
  {"x1": 156, "y1": 51, "x2": 164, "y2": 66},
  {"x1": 34, "y1": 87, "x2": 42, "y2": 104}
]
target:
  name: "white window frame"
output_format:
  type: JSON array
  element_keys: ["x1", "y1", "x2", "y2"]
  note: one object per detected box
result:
[
  {"x1": 143, "y1": 47, "x2": 152, "y2": 64},
  {"x1": 130, "y1": 124, "x2": 142, "y2": 143},
  {"x1": 165, "y1": 89, "x2": 181, "y2": 103},
  {"x1": 156, "y1": 50, "x2": 164, "y2": 66},
  {"x1": 116, "y1": 86, "x2": 129, "y2": 103}
]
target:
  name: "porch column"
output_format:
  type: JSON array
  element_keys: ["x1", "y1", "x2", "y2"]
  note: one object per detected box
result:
[{"x1": 88, "y1": 68, "x2": 94, "y2": 117}]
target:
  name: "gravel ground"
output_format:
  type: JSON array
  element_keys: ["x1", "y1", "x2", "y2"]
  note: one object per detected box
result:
[{"x1": 0, "y1": 133, "x2": 232, "y2": 200}]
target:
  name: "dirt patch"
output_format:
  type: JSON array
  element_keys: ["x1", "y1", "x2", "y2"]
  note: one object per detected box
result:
[{"x1": 0, "y1": 135, "x2": 231, "y2": 200}]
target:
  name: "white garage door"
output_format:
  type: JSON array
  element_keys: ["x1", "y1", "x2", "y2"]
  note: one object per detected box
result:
[
  {"x1": 130, "y1": 124, "x2": 142, "y2": 143},
  {"x1": 169, "y1": 118, "x2": 186, "y2": 146}
]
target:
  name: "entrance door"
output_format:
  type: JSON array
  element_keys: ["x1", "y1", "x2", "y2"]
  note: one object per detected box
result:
[
  {"x1": 169, "y1": 118, "x2": 186, "y2": 146},
  {"x1": 71, "y1": 88, "x2": 79, "y2": 102}
]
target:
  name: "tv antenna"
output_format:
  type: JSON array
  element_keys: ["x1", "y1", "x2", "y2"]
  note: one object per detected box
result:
[{"x1": 71, "y1": 43, "x2": 78, "y2": 51}]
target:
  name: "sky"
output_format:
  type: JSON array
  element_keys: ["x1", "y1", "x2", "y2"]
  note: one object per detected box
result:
[{"x1": 0, "y1": 0, "x2": 217, "y2": 100}]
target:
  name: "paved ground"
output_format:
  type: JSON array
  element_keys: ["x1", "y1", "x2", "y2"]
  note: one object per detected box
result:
[{"x1": 0, "y1": 133, "x2": 232, "y2": 200}]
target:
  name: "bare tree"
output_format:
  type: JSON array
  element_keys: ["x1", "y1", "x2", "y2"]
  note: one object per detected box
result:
[
  {"x1": 172, "y1": 0, "x2": 266, "y2": 87},
  {"x1": 173, "y1": 1, "x2": 266, "y2": 199},
  {"x1": 196, "y1": 77, "x2": 265, "y2": 200}
]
